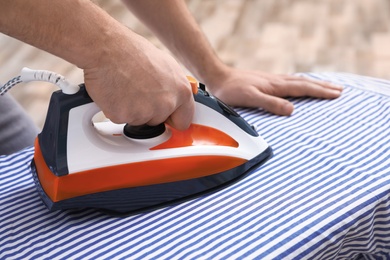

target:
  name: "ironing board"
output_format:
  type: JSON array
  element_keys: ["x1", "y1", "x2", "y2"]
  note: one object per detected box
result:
[{"x1": 1, "y1": 73, "x2": 390, "y2": 260}]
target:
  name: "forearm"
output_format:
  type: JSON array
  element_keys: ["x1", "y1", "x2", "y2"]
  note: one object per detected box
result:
[
  {"x1": 123, "y1": 0, "x2": 229, "y2": 86},
  {"x1": 0, "y1": 0, "x2": 132, "y2": 69}
]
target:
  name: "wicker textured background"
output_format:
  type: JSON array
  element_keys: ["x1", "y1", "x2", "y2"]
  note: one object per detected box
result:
[{"x1": 1, "y1": 0, "x2": 390, "y2": 128}]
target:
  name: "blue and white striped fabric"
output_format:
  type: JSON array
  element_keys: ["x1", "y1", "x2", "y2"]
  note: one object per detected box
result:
[{"x1": 1, "y1": 73, "x2": 390, "y2": 259}]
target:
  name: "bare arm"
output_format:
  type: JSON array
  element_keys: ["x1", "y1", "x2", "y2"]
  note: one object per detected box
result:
[
  {"x1": 123, "y1": 0, "x2": 225, "y2": 86},
  {"x1": 0, "y1": 0, "x2": 117, "y2": 69},
  {"x1": 123, "y1": 0, "x2": 343, "y2": 115},
  {"x1": 0, "y1": 0, "x2": 194, "y2": 129}
]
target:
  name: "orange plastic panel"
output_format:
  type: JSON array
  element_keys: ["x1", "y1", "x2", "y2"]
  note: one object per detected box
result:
[
  {"x1": 151, "y1": 124, "x2": 238, "y2": 150},
  {"x1": 33, "y1": 138, "x2": 246, "y2": 202}
]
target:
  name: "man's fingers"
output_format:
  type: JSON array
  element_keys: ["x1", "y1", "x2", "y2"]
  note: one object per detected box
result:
[
  {"x1": 240, "y1": 89, "x2": 294, "y2": 116},
  {"x1": 269, "y1": 78, "x2": 342, "y2": 99},
  {"x1": 280, "y1": 75, "x2": 344, "y2": 91},
  {"x1": 292, "y1": 77, "x2": 343, "y2": 91}
]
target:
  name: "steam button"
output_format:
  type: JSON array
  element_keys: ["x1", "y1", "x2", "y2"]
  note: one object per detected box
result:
[{"x1": 123, "y1": 123, "x2": 166, "y2": 139}]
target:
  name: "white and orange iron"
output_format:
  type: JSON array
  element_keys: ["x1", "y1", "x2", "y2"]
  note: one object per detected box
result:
[{"x1": 7, "y1": 69, "x2": 273, "y2": 214}]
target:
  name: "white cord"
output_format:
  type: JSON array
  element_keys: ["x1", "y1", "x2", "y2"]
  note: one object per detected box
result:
[{"x1": 0, "y1": 67, "x2": 80, "y2": 96}]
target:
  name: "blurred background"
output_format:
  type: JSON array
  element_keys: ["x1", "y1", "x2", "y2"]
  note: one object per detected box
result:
[{"x1": 1, "y1": 0, "x2": 390, "y2": 129}]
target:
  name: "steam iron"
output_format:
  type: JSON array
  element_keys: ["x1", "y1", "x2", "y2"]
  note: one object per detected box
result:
[{"x1": 29, "y1": 74, "x2": 273, "y2": 214}]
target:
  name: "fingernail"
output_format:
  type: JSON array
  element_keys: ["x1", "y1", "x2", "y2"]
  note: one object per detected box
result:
[
  {"x1": 331, "y1": 89, "x2": 342, "y2": 96},
  {"x1": 282, "y1": 102, "x2": 294, "y2": 115}
]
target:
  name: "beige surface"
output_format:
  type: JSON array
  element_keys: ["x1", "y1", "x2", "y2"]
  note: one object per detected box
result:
[{"x1": 1, "y1": 0, "x2": 390, "y2": 129}]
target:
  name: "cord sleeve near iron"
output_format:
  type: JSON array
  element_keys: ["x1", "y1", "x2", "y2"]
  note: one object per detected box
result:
[
  {"x1": 20, "y1": 67, "x2": 79, "y2": 94},
  {"x1": 0, "y1": 67, "x2": 79, "y2": 95}
]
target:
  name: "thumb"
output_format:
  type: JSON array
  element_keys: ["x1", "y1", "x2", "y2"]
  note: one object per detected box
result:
[{"x1": 165, "y1": 99, "x2": 195, "y2": 131}]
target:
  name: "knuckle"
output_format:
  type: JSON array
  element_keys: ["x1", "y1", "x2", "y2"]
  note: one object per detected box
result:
[
  {"x1": 180, "y1": 81, "x2": 193, "y2": 98},
  {"x1": 103, "y1": 110, "x2": 122, "y2": 124},
  {"x1": 129, "y1": 108, "x2": 153, "y2": 125}
]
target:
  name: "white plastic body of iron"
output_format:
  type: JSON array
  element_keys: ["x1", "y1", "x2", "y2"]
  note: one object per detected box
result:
[{"x1": 66, "y1": 102, "x2": 269, "y2": 174}]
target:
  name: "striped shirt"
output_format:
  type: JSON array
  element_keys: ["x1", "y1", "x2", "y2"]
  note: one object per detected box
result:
[{"x1": 1, "y1": 73, "x2": 390, "y2": 259}]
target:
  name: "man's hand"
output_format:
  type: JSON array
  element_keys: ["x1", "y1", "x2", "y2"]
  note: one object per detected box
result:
[
  {"x1": 123, "y1": 0, "x2": 342, "y2": 116},
  {"x1": 0, "y1": 0, "x2": 195, "y2": 131},
  {"x1": 83, "y1": 31, "x2": 194, "y2": 130},
  {"x1": 205, "y1": 68, "x2": 343, "y2": 115}
]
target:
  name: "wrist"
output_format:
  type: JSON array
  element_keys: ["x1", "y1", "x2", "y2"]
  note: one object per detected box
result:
[
  {"x1": 69, "y1": 3, "x2": 128, "y2": 70},
  {"x1": 77, "y1": 23, "x2": 125, "y2": 70},
  {"x1": 195, "y1": 61, "x2": 232, "y2": 91}
]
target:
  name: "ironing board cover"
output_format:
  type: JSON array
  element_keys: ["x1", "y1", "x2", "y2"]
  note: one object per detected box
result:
[{"x1": 1, "y1": 73, "x2": 390, "y2": 260}]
